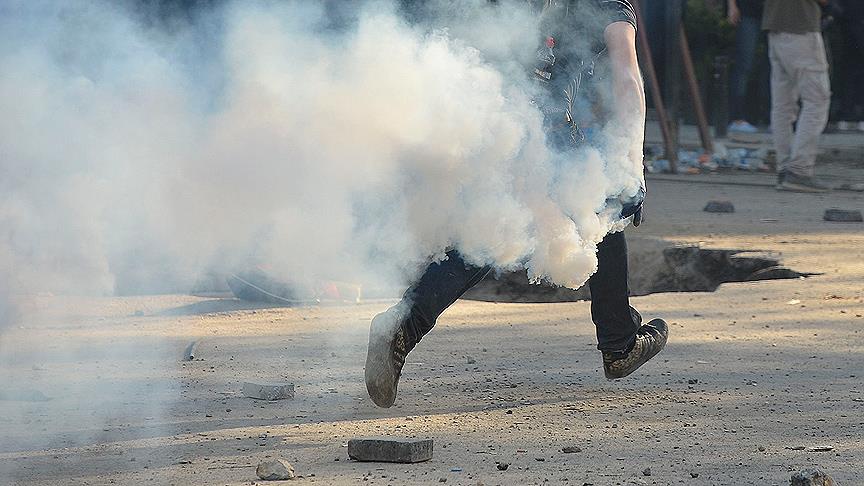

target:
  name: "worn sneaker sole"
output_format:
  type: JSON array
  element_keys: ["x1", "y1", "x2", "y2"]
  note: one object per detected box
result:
[
  {"x1": 777, "y1": 181, "x2": 829, "y2": 193},
  {"x1": 604, "y1": 319, "x2": 668, "y2": 379},
  {"x1": 364, "y1": 310, "x2": 404, "y2": 408}
]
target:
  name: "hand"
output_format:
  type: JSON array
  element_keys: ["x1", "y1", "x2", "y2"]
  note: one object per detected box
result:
[{"x1": 727, "y1": 1, "x2": 741, "y2": 25}]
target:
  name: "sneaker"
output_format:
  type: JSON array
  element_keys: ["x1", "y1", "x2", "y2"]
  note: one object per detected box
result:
[
  {"x1": 728, "y1": 120, "x2": 758, "y2": 134},
  {"x1": 777, "y1": 171, "x2": 830, "y2": 193},
  {"x1": 602, "y1": 318, "x2": 668, "y2": 379},
  {"x1": 364, "y1": 307, "x2": 410, "y2": 408},
  {"x1": 836, "y1": 121, "x2": 854, "y2": 132},
  {"x1": 775, "y1": 170, "x2": 786, "y2": 190}
]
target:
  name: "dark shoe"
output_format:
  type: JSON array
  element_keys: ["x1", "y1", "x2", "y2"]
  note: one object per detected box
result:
[
  {"x1": 777, "y1": 172, "x2": 829, "y2": 193},
  {"x1": 602, "y1": 318, "x2": 668, "y2": 379},
  {"x1": 364, "y1": 307, "x2": 409, "y2": 408},
  {"x1": 775, "y1": 170, "x2": 786, "y2": 190}
]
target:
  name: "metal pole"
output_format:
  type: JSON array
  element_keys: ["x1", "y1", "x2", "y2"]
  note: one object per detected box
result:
[
  {"x1": 679, "y1": 22, "x2": 714, "y2": 153},
  {"x1": 631, "y1": 0, "x2": 677, "y2": 172},
  {"x1": 712, "y1": 55, "x2": 730, "y2": 138},
  {"x1": 664, "y1": 0, "x2": 683, "y2": 170}
]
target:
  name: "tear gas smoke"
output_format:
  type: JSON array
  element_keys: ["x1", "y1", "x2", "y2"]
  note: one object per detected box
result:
[
  {"x1": 0, "y1": 0, "x2": 644, "y2": 478},
  {"x1": 0, "y1": 0, "x2": 644, "y2": 311}
]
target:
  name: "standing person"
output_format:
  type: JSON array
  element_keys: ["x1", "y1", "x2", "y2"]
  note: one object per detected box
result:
[
  {"x1": 764, "y1": 0, "x2": 832, "y2": 192},
  {"x1": 835, "y1": 0, "x2": 864, "y2": 130},
  {"x1": 727, "y1": 0, "x2": 765, "y2": 134},
  {"x1": 364, "y1": 0, "x2": 668, "y2": 409}
]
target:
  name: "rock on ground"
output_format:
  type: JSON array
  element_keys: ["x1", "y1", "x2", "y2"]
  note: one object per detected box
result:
[
  {"x1": 347, "y1": 437, "x2": 433, "y2": 463},
  {"x1": 791, "y1": 468, "x2": 835, "y2": 486},
  {"x1": 256, "y1": 459, "x2": 295, "y2": 481}
]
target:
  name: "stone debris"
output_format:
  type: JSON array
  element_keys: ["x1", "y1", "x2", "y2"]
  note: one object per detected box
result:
[
  {"x1": 704, "y1": 200, "x2": 735, "y2": 213},
  {"x1": 347, "y1": 437, "x2": 433, "y2": 463},
  {"x1": 823, "y1": 208, "x2": 863, "y2": 222},
  {"x1": 256, "y1": 459, "x2": 295, "y2": 481},
  {"x1": 690, "y1": 472, "x2": 699, "y2": 478},
  {"x1": 642, "y1": 467, "x2": 652, "y2": 476},
  {"x1": 242, "y1": 382, "x2": 295, "y2": 401},
  {"x1": 496, "y1": 462, "x2": 510, "y2": 471},
  {"x1": 561, "y1": 445, "x2": 581, "y2": 453},
  {"x1": 790, "y1": 468, "x2": 835, "y2": 486}
]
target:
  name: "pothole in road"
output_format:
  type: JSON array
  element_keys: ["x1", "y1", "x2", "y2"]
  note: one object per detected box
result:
[{"x1": 463, "y1": 237, "x2": 813, "y2": 303}]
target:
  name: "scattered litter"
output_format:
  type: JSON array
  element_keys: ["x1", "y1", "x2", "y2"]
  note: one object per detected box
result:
[
  {"x1": 703, "y1": 201, "x2": 735, "y2": 213},
  {"x1": 256, "y1": 459, "x2": 295, "y2": 481},
  {"x1": 496, "y1": 462, "x2": 510, "y2": 471},
  {"x1": 787, "y1": 299, "x2": 801, "y2": 305},
  {"x1": 242, "y1": 382, "x2": 295, "y2": 401},
  {"x1": 450, "y1": 467, "x2": 462, "y2": 472},
  {"x1": 561, "y1": 446, "x2": 581, "y2": 453},
  {"x1": 642, "y1": 467, "x2": 652, "y2": 476},
  {"x1": 823, "y1": 208, "x2": 863, "y2": 222},
  {"x1": 347, "y1": 437, "x2": 433, "y2": 463},
  {"x1": 643, "y1": 145, "x2": 768, "y2": 174},
  {"x1": 689, "y1": 472, "x2": 699, "y2": 478},
  {"x1": 806, "y1": 446, "x2": 834, "y2": 452}
]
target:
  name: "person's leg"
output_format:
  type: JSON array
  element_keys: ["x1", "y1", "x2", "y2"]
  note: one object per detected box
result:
[
  {"x1": 588, "y1": 231, "x2": 640, "y2": 353},
  {"x1": 589, "y1": 231, "x2": 668, "y2": 379},
  {"x1": 401, "y1": 251, "x2": 492, "y2": 351},
  {"x1": 787, "y1": 33, "x2": 831, "y2": 177},
  {"x1": 768, "y1": 32, "x2": 800, "y2": 176},
  {"x1": 365, "y1": 251, "x2": 490, "y2": 408},
  {"x1": 729, "y1": 15, "x2": 761, "y2": 123}
]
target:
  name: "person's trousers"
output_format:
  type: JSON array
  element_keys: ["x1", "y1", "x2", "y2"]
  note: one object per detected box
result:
[
  {"x1": 768, "y1": 32, "x2": 831, "y2": 177},
  {"x1": 398, "y1": 231, "x2": 640, "y2": 354},
  {"x1": 729, "y1": 15, "x2": 762, "y2": 121}
]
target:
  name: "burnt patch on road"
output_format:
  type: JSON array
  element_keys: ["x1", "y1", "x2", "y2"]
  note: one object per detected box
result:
[{"x1": 463, "y1": 237, "x2": 813, "y2": 303}]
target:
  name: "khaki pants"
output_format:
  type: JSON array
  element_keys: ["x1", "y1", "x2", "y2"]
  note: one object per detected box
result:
[{"x1": 768, "y1": 32, "x2": 831, "y2": 177}]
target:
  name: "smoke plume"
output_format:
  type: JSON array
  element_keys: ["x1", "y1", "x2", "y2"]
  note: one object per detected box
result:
[{"x1": 0, "y1": 0, "x2": 645, "y2": 313}]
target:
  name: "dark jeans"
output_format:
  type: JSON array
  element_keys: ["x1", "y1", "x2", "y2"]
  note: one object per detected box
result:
[
  {"x1": 398, "y1": 231, "x2": 640, "y2": 354},
  {"x1": 729, "y1": 15, "x2": 763, "y2": 121}
]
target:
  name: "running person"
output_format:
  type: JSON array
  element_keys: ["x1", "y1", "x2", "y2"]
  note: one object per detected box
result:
[{"x1": 365, "y1": 0, "x2": 668, "y2": 408}]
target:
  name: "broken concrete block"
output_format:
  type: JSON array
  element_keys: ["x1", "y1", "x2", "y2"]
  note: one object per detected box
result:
[
  {"x1": 790, "y1": 468, "x2": 835, "y2": 486},
  {"x1": 256, "y1": 459, "x2": 295, "y2": 481},
  {"x1": 242, "y1": 382, "x2": 294, "y2": 401},
  {"x1": 823, "y1": 208, "x2": 863, "y2": 222},
  {"x1": 703, "y1": 200, "x2": 735, "y2": 213},
  {"x1": 347, "y1": 437, "x2": 433, "y2": 463}
]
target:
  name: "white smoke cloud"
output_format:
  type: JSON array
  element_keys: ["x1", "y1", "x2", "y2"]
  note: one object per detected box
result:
[{"x1": 0, "y1": 0, "x2": 645, "y2": 312}]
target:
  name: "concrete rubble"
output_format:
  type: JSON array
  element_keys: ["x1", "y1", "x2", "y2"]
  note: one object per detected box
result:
[
  {"x1": 790, "y1": 468, "x2": 835, "y2": 486},
  {"x1": 347, "y1": 437, "x2": 433, "y2": 463},
  {"x1": 823, "y1": 208, "x2": 863, "y2": 222},
  {"x1": 242, "y1": 382, "x2": 294, "y2": 401},
  {"x1": 704, "y1": 200, "x2": 735, "y2": 213},
  {"x1": 256, "y1": 459, "x2": 295, "y2": 481}
]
